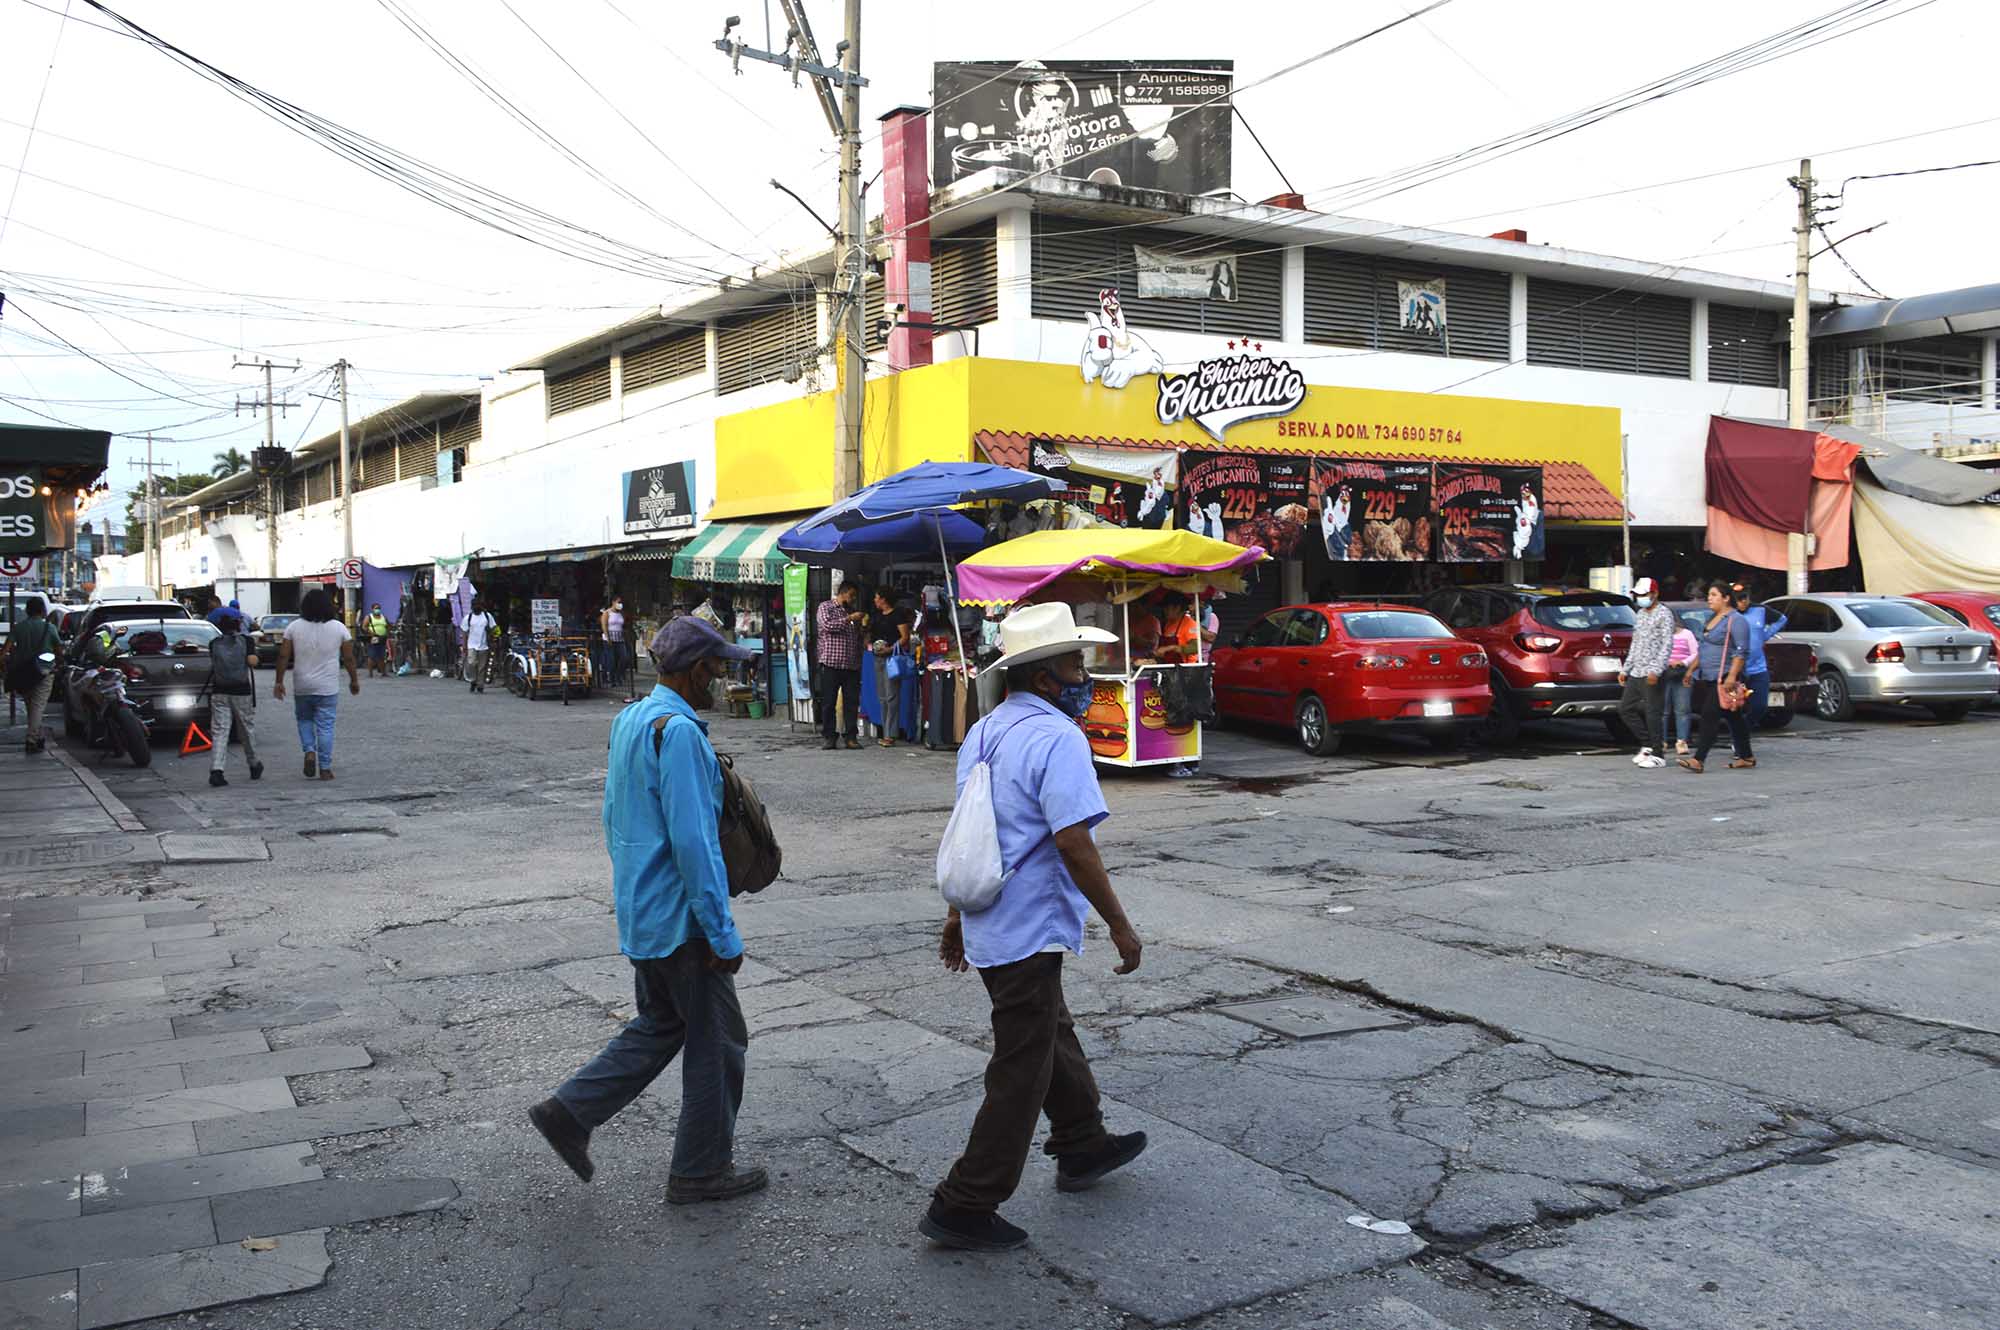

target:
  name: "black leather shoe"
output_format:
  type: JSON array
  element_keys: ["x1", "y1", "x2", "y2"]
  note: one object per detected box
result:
[
  {"x1": 667, "y1": 1164, "x2": 768, "y2": 1205},
  {"x1": 527, "y1": 1097, "x2": 594, "y2": 1182},
  {"x1": 208, "y1": 770, "x2": 227, "y2": 787},
  {"x1": 1055, "y1": 1131, "x2": 1148, "y2": 1192},
  {"x1": 821, "y1": 737, "x2": 837, "y2": 750},
  {"x1": 919, "y1": 1201, "x2": 1029, "y2": 1252}
]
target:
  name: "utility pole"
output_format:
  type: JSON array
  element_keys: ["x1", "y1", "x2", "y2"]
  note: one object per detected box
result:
[
  {"x1": 717, "y1": 3, "x2": 869, "y2": 498},
  {"x1": 235, "y1": 357, "x2": 297, "y2": 582},
  {"x1": 1787, "y1": 159, "x2": 1814, "y2": 594},
  {"x1": 335, "y1": 360, "x2": 356, "y2": 623},
  {"x1": 146, "y1": 431, "x2": 159, "y2": 593}
]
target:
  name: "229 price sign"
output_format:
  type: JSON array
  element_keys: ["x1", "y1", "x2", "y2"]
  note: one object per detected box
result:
[{"x1": 1312, "y1": 459, "x2": 1432, "y2": 562}]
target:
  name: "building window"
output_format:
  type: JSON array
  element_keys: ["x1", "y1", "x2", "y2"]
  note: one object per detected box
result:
[
  {"x1": 1869, "y1": 334, "x2": 1982, "y2": 403},
  {"x1": 621, "y1": 328, "x2": 706, "y2": 395},
  {"x1": 1527, "y1": 279, "x2": 1691, "y2": 378},
  {"x1": 546, "y1": 359, "x2": 612, "y2": 416},
  {"x1": 437, "y1": 411, "x2": 480, "y2": 469},
  {"x1": 1706, "y1": 303, "x2": 1784, "y2": 387},
  {"x1": 1303, "y1": 250, "x2": 1509, "y2": 361},
  {"x1": 1030, "y1": 218, "x2": 1282, "y2": 338},
  {"x1": 715, "y1": 299, "x2": 818, "y2": 396}
]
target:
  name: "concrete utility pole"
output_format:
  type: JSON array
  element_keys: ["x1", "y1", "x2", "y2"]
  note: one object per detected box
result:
[
  {"x1": 1787, "y1": 159, "x2": 1814, "y2": 595},
  {"x1": 235, "y1": 357, "x2": 297, "y2": 582},
  {"x1": 335, "y1": 359, "x2": 356, "y2": 622},
  {"x1": 716, "y1": 2, "x2": 870, "y2": 499},
  {"x1": 146, "y1": 431, "x2": 160, "y2": 593}
]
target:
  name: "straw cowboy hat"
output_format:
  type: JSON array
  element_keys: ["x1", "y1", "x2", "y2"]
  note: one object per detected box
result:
[{"x1": 991, "y1": 603, "x2": 1117, "y2": 672}]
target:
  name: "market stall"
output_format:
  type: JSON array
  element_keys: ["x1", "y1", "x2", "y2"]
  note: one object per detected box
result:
[{"x1": 956, "y1": 529, "x2": 1268, "y2": 770}]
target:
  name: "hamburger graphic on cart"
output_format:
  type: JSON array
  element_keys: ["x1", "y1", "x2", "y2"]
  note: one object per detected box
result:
[{"x1": 957, "y1": 529, "x2": 1268, "y2": 770}]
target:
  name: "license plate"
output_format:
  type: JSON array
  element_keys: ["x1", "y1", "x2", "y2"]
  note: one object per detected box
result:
[
  {"x1": 1423, "y1": 700, "x2": 1453, "y2": 718},
  {"x1": 1583, "y1": 656, "x2": 1621, "y2": 674},
  {"x1": 159, "y1": 693, "x2": 194, "y2": 711},
  {"x1": 1927, "y1": 648, "x2": 1962, "y2": 662}
]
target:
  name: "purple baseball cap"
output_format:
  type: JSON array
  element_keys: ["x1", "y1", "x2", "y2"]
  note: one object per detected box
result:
[{"x1": 648, "y1": 616, "x2": 753, "y2": 673}]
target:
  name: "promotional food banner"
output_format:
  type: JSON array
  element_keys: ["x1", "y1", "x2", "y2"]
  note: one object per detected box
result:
[
  {"x1": 782, "y1": 563, "x2": 811, "y2": 696},
  {"x1": 1029, "y1": 440, "x2": 1179, "y2": 529},
  {"x1": 1435, "y1": 464, "x2": 1545, "y2": 562},
  {"x1": 1313, "y1": 459, "x2": 1433, "y2": 562},
  {"x1": 932, "y1": 60, "x2": 1233, "y2": 197},
  {"x1": 1178, "y1": 451, "x2": 1312, "y2": 556},
  {"x1": 1081, "y1": 676, "x2": 1197, "y2": 763}
]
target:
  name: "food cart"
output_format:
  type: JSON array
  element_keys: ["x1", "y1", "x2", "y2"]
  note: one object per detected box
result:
[{"x1": 956, "y1": 529, "x2": 1268, "y2": 770}]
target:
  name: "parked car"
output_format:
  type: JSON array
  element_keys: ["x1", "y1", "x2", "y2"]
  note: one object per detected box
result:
[
  {"x1": 1765, "y1": 593, "x2": 2000, "y2": 722},
  {"x1": 64, "y1": 600, "x2": 195, "y2": 713},
  {"x1": 1212, "y1": 603, "x2": 1491, "y2": 755},
  {"x1": 1906, "y1": 591, "x2": 2000, "y2": 648},
  {"x1": 251, "y1": 613, "x2": 298, "y2": 664},
  {"x1": 1664, "y1": 601, "x2": 1817, "y2": 729},
  {"x1": 1423, "y1": 585, "x2": 1633, "y2": 743},
  {"x1": 63, "y1": 618, "x2": 219, "y2": 742}
]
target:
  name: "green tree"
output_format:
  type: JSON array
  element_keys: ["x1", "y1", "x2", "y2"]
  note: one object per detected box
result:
[
  {"x1": 211, "y1": 448, "x2": 250, "y2": 479},
  {"x1": 124, "y1": 474, "x2": 216, "y2": 551}
]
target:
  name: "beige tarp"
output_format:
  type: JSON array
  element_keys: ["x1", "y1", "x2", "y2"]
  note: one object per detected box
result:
[{"x1": 1852, "y1": 480, "x2": 2000, "y2": 595}]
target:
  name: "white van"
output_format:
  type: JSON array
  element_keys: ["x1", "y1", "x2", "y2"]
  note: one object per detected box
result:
[{"x1": 90, "y1": 585, "x2": 159, "y2": 603}]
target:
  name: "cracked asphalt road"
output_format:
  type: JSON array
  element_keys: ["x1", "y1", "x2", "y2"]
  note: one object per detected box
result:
[{"x1": 17, "y1": 679, "x2": 2000, "y2": 1330}]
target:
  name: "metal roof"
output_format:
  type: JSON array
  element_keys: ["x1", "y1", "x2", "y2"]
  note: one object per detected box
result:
[
  {"x1": 177, "y1": 390, "x2": 479, "y2": 509},
  {"x1": 1811, "y1": 283, "x2": 2000, "y2": 342}
]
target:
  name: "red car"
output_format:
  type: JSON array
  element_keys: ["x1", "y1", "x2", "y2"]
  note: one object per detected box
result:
[
  {"x1": 1211, "y1": 603, "x2": 1491, "y2": 755},
  {"x1": 1424, "y1": 585, "x2": 1635, "y2": 744},
  {"x1": 1907, "y1": 591, "x2": 2000, "y2": 648}
]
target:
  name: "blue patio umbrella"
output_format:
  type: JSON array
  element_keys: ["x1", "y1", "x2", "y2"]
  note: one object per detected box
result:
[
  {"x1": 776, "y1": 509, "x2": 987, "y2": 571},
  {"x1": 790, "y1": 461, "x2": 1061, "y2": 532}
]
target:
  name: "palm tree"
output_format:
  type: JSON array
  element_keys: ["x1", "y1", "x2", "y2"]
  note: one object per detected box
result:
[{"x1": 212, "y1": 448, "x2": 250, "y2": 479}]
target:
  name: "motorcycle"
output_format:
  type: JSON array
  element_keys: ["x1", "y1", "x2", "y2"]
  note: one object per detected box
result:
[{"x1": 63, "y1": 661, "x2": 153, "y2": 768}]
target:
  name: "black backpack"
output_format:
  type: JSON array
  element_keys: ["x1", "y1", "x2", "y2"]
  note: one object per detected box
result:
[{"x1": 651, "y1": 715, "x2": 782, "y2": 896}]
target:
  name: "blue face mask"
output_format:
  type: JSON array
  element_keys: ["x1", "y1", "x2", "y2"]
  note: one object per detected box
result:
[{"x1": 1054, "y1": 679, "x2": 1094, "y2": 718}]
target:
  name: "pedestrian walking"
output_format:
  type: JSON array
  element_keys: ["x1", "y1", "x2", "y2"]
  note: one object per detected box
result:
[
  {"x1": 814, "y1": 582, "x2": 865, "y2": 750},
  {"x1": 1663, "y1": 618, "x2": 1699, "y2": 756},
  {"x1": 272, "y1": 588, "x2": 359, "y2": 781},
  {"x1": 364, "y1": 603, "x2": 392, "y2": 678},
  {"x1": 869, "y1": 587, "x2": 913, "y2": 747},
  {"x1": 463, "y1": 596, "x2": 498, "y2": 693},
  {"x1": 1680, "y1": 580, "x2": 1753, "y2": 774},
  {"x1": 528, "y1": 617, "x2": 767, "y2": 1204},
  {"x1": 1731, "y1": 583, "x2": 1787, "y2": 728},
  {"x1": 924, "y1": 603, "x2": 1148, "y2": 1254},
  {"x1": 4, "y1": 596, "x2": 62, "y2": 754},
  {"x1": 206, "y1": 610, "x2": 263, "y2": 787},
  {"x1": 1618, "y1": 577, "x2": 1676, "y2": 769}
]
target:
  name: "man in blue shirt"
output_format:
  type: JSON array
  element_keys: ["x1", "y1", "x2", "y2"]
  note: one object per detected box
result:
[
  {"x1": 924, "y1": 603, "x2": 1148, "y2": 1253},
  {"x1": 529, "y1": 617, "x2": 768, "y2": 1204},
  {"x1": 1732, "y1": 583, "x2": 1788, "y2": 728}
]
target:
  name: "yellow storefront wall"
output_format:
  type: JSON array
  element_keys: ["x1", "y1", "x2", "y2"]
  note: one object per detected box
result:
[{"x1": 710, "y1": 357, "x2": 1621, "y2": 519}]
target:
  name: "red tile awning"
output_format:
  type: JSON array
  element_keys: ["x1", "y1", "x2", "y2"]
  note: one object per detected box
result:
[{"x1": 975, "y1": 430, "x2": 1624, "y2": 522}]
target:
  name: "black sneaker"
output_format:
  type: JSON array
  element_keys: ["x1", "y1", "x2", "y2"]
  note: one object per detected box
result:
[
  {"x1": 667, "y1": 1164, "x2": 768, "y2": 1205},
  {"x1": 1055, "y1": 1131, "x2": 1148, "y2": 1193},
  {"x1": 208, "y1": 770, "x2": 227, "y2": 787},
  {"x1": 821, "y1": 737, "x2": 837, "y2": 750},
  {"x1": 303, "y1": 751, "x2": 318, "y2": 778},
  {"x1": 249, "y1": 761, "x2": 264, "y2": 781},
  {"x1": 527, "y1": 1097, "x2": 594, "y2": 1182},
  {"x1": 919, "y1": 1201, "x2": 1029, "y2": 1252}
]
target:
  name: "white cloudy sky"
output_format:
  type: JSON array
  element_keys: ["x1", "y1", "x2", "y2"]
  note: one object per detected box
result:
[{"x1": 2, "y1": 0, "x2": 1994, "y2": 518}]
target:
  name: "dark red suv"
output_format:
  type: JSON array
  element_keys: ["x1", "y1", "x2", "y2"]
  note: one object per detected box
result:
[{"x1": 1424, "y1": 585, "x2": 1634, "y2": 743}]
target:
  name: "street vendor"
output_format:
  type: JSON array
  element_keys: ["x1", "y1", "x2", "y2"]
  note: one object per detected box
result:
[
  {"x1": 1124, "y1": 597, "x2": 1162, "y2": 664},
  {"x1": 1155, "y1": 592, "x2": 1200, "y2": 665}
]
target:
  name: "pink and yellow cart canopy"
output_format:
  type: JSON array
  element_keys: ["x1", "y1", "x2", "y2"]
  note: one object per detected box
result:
[{"x1": 956, "y1": 528, "x2": 1269, "y2": 607}]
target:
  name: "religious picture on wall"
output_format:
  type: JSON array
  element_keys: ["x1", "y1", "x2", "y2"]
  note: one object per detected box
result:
[
  {"x1": 1435, "y1": 464, "x2": 1545, "y2": 562},
  {"x1": 1312, "y1": 460, "x2": 1432, "y2": 562}
]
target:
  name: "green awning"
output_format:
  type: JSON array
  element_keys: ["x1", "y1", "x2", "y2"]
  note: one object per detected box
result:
[{"x1": 670, "y1": 521, "x2": 791, "y2": 585}]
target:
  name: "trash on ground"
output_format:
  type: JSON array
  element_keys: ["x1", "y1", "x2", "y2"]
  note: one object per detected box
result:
[
  {"x1": 1326, "y1": 905, "x2": 1355, "y2": 914},
  {"x1": 240, "y1": 1237, "x2": 280, "y2": 1252},
  {"x1": 1345, "y1": 1214, "x2": 1413, "y2": 1236}
]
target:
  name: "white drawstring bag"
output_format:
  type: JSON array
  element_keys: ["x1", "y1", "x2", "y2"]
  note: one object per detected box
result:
[{"x1": 935, "y1": 715, "x2": 1032, "y2": 913}]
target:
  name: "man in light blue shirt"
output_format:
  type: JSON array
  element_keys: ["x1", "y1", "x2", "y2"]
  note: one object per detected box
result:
[
  {"x1": 924, "y1": 603, "x2": 1148, "y2": 1254},
  {"x1": 529, "y1": 617, "x2": 769, "y2": 1205}
]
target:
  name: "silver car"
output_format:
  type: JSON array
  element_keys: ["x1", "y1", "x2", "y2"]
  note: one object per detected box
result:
[{"x1": 1766, "y1": 594, "x2": 2000, "y2": 723}]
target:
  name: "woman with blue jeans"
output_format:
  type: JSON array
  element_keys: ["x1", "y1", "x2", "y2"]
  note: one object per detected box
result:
[
  {"x1": 273, "y1": 588, "x2": 361, "y2": 780},
  {"x1": 1662, "y1": 622, "x2": 1698, "y2": 754}
]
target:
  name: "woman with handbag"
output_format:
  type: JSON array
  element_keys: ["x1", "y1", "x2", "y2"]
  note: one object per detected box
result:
[{"x1": 1680, "y1": 580, "x2": 1753, "y2": 773}]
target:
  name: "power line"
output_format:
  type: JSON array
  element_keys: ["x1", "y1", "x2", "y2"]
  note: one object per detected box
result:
[
  {"x1": 0, "y1": 0, "x2": 73, "y2": 254},
  {"x1": 1828, "y1": 156, "x2": 2000, "y2": 205},
  {"x1": 1813, "y1": 221, "x2": 1887, "y2": 298}
]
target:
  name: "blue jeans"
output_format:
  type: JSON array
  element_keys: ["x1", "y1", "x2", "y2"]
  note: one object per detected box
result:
[
  {"x1": 1663, "y1": 676, "x2": 1694, "y2": 746},
  {"x1": 293, "y1": 694, "x2": 337, "y2": 767},
  {"x1": 1745, "y1": 671, "x2": 1772, "y2": 727},
  {"x1": 554, "y1": 940, "x2": 748, "y2": 1179}
]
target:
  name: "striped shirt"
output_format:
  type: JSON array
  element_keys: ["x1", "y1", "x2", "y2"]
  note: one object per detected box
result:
[{"x1": 815, "y1": 599, "x2": 863, "y2": 670}]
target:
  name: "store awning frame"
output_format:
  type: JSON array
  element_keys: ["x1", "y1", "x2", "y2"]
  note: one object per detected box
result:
[{"x1": 670, "y1": 521, "x2": 792, "y2": 585}]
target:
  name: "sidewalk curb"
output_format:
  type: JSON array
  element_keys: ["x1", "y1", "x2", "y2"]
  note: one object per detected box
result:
[{"x1": 46, "y1": 740, "x2": 149, "y2": 833}]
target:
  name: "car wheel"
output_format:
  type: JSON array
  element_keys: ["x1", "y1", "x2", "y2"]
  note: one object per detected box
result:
[
  {"x1": 1295, "y1": 695, "x2": 1341, "y2": 756},
  {"x1": 1476, "y1": 684, "x2": 1520, "y2": 746},
  {"x1": 1928, "y1": 701, "x2": 1971, "y2": 723},
  {"x1": 1816, "y1": 668, "x2": 1854, "y2": 722},
  {"x1": 1758, "y1": 706, "x2": 1793, "y2": 731}
]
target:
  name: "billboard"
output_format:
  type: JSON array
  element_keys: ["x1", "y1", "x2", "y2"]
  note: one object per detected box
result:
[
  {"x1": 1313, "y1": 459, "x2": 1433, "y2": 562},
  {"x1": 621, "y1": 462, "x2": 695, "y2": 536},
  {"x1": 1028, "y1": 440, "x2": 1179, "y2": 529},
  {"x1": 932, "y1": 60, "x2": 1233, "y2": 197},
  {"x1": 1435, "y1": 464, "x2": 1545, "y2": 562},
  {"x1": 1178, "y1": 451, "x2": 1312, "y2": 557}
]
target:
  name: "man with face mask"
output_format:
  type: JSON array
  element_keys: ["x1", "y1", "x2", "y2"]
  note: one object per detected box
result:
[
  {"x1": 923, "y1": 604, "x2": 1147, "y2": 1253},
  {"x1": 529, "y1": 617, "x2": 767, "y2": 1205},
  {"x1": 1617, "y1": 576, "x2": 1676, "y2": 769}
]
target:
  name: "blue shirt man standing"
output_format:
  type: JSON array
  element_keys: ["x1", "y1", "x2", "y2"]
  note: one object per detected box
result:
[
  {"x1": 923, "y1": 603, "x2": 1148, "y2": 1253},
  {"x1": 529, "y1": 617, "x2": 769, "y2": 1205}
]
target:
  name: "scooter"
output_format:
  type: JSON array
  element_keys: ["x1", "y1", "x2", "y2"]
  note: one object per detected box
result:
[{"x1": 64, "y1": 662, "x2": 153, "y2": 768}]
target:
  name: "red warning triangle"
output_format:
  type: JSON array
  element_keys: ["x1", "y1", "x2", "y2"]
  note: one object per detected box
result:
[{"x1": 180, "y1": 721, "x2": 213, "y2": 756}]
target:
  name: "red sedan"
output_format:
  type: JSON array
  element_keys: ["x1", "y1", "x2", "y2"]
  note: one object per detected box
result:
[
  {"x1": 1907, "y1": 591, "x2": 2000, "y2": 649},
  {"x1": 1212, "y1": 603, "x2": 1492, "y2": 755}
]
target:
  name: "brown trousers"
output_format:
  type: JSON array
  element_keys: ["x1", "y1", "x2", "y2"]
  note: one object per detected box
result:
[{"x1": 934, "y1": 951, "x2": 1112, "y2": 1213}]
